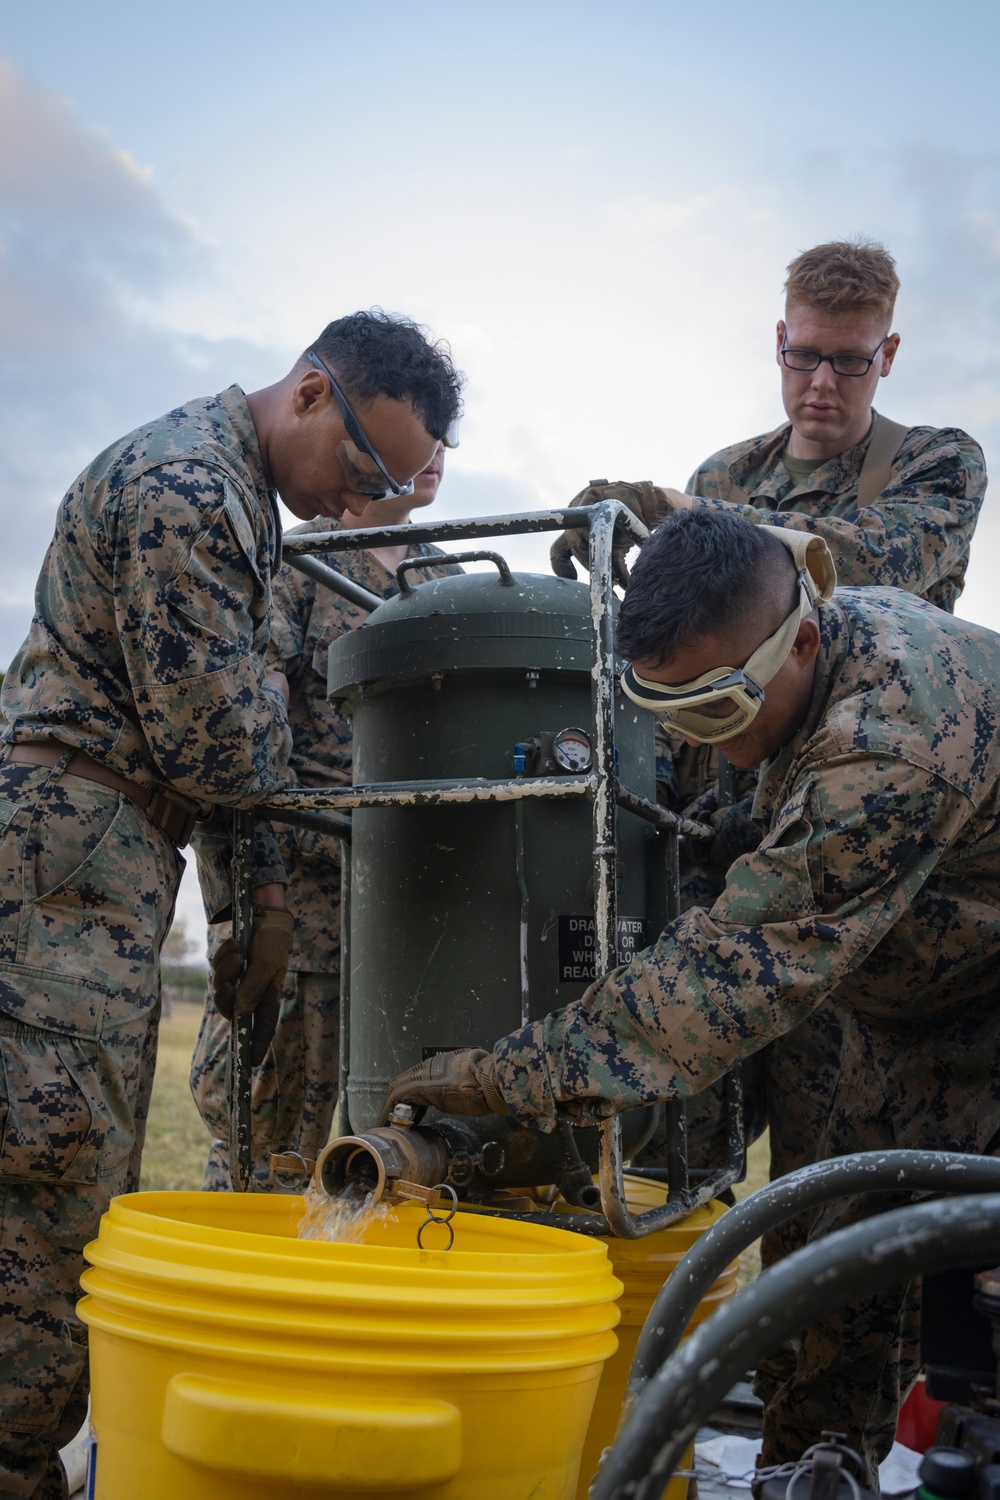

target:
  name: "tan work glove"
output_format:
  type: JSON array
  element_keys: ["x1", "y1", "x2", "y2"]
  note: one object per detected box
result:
[
  {"x1": 550, "y1": 480, "x2": 691, "y2": 586},
  {"x1": 211, "y1": 906, "x2": 295, "y2": 1067},
  {"x1": 381, "y1": 1048, "x2": 508, "y2": 1121}
]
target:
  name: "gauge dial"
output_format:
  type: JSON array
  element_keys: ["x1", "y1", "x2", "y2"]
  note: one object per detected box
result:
[{"x1": 552, "y1": 727, "x2": 592, "y2": 772}]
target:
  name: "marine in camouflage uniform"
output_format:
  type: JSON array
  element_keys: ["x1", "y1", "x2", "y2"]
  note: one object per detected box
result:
[
  {"x1": 490, "y1": 575, "x2": 1000, "y2": 1482},
  {"x1": 641, "y1": 412, "x2": 986, "y2": 1199},
  {"x1": 0, "y1": 311, "x2": 462, "y2": 1498},
  {"x1": 0, "y1": 387, "x2": 292, "y2": 1498},
  {"x1": 679, "y1": 414, "x2": 986, "y2": 1196},
  {"x1": 190, "y1": 516, "x2": 460, "y2": 1190}
]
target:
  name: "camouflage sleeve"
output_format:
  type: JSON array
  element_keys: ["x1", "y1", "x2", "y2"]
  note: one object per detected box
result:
[
  {"x1": 265, "y1": 561, "x2": 309, "y2": 680},
  {"x1": 685, "y1": 453, "x2": 727, "y2": 496},
  {"x1": 117, "y1": 465, "x2": 292, "y2": 802},
  {"x1": 190, "y1": 810, "x2": 286, "y2": 923},
  {"x1": 492, "y1": 753, "x2": 969, "y2": 1129},
  {"x1": 682, "y1": 793, "x2": 760, "y2": 884},
  {"x1": 691, "y1": 429, "x2": 985, "y2": 595},
  {"x1": 654, "y1": 722, "x2": 680, "y2": 807}
]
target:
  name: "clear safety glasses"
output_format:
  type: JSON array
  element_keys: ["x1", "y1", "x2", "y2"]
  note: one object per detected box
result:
[{"x1": 307, "y1": 351, "x2": 415, "y2": 501}]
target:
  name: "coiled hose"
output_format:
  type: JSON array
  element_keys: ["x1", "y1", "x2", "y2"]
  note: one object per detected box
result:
[
  {"x1": 629, "y1": 1149, "x2": 1000, "y2": 1399},
  {"x1": 590, "y1": 1189, "x2": 1000, "y2": 1500}
]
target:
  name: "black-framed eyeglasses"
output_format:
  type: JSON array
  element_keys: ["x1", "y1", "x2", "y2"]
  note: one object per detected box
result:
[
  {"x1": 780, "y1": 335, "x2": 887, "y2": 378},
  {"x1": 307, "y1": 351, "x2": 414, "y2": 499}
]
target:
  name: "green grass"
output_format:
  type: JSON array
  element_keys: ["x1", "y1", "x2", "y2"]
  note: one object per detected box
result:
[{"x1": 141, "y1": 999, "x2": 213, "y2": 1191}]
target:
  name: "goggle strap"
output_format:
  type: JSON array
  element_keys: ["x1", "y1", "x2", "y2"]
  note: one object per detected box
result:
[{"x1": 741, "y1": 570, "x2": 814, "y2": 692}]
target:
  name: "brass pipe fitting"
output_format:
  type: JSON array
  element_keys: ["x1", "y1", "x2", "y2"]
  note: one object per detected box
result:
[{"x1": 315, "y1": 1126, "x2": 450, "y2": 1204}]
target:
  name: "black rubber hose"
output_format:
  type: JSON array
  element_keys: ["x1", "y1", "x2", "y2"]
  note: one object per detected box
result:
[
  {"x1": 590, "y1": 1191, "x2": 1000, "y2": 1500},
  {"x1": 628, "y1": 1149, "x2": 1000, "y2": 1400}
]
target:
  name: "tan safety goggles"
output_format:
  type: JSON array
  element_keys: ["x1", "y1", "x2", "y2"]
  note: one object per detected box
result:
[{"x1": 619, "y1": 526, "x2": 836, "y2": 744}]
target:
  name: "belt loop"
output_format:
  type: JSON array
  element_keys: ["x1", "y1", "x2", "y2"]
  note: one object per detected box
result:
[{"x1": 146, "y1": 791, "x2": 197, "y2": 848}]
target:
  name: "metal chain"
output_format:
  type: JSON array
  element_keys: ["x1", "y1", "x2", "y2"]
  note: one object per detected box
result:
[{"x1": 415, "y1": 1184, "x2": 459, "y2": 1251}]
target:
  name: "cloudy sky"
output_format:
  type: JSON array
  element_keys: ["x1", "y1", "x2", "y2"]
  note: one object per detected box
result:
[{"x1": 2, "y1": 0, "x2": 999, "y2": 949}]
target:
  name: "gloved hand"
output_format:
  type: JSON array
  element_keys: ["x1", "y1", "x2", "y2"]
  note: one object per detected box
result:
[
  {"x1": 682, "y1": 795, "x2": 760, "y2": 884},
  {"x1": 211, "y1": 906, "x2": 295, "y2": 1067},
  {"x1": 549, "y1": 480, "x2": 691, "y2": 586},
  {"x1": 381, "y1": 1048, "x2": 508, "y2": 1121}
]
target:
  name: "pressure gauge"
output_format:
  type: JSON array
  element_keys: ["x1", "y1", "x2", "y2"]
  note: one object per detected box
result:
[{"x1": 552, "y1": 727, "x2": 592, "y2": 772}]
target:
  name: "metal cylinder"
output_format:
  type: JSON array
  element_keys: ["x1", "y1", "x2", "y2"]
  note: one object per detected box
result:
[{"x1": 327, "y1": 569, "x2": 661, "y2": 1194}]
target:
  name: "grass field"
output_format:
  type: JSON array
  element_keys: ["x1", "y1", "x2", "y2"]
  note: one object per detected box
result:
[
  {"x1": 141, "y1": 999, "x2": 211, "y2": 1191},
  {"x1": 140, "y1": 999, "x2": 771, "y2": 1278}
]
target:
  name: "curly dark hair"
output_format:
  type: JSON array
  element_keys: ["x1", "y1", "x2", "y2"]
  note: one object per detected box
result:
[
  {"x1": 615, "y1": 510, "x2": 798, "y2": 666},
  {"x1": 305, "y1": 309, "x2": 464, "y2": 441}
]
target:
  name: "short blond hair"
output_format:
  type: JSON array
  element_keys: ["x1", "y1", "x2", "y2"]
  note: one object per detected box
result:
[{"x1": 784, "y1": 238, "x2": 900, "y2": 324}]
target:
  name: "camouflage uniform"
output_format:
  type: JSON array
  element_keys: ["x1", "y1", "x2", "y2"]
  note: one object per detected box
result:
[
  {"x1": 0, "y1": 386, "x2": 291, "y2": 1497},
  {"x1": 190, "y1": 519, "x2": 459, "y2": 1190},
  {"x1": 688, "y1": 415, "x2": 983, "y2": 609},
  {"x1": 666, "y1": 416, "x2": 985, "y2": 1212},
  {"x1": 493, "y1": 587, "x2": 1000, "y2": 1482}
]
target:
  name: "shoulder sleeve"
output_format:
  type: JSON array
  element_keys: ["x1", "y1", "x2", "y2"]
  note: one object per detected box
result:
[
  {"x1": 117, "y1": 464, "x2": 292, "y2": 801},
  {"x1": 492, "y1": 753, "x2": 969, "y2": 1128},
  {"x1": 266, "y1": 561, "x2": 311, "y2": 676},
  {"x1": 686, "y1": 449, "x2": 736, "y2": 499},
  {"x1": 693, "y1": 428, "x2": 986, "y2": 598},
  {"x1": 191, "y1": 810, "x2": 287, "y2": 923}
]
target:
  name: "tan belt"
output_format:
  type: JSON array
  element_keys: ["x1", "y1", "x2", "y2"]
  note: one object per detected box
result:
[{"x1": 4, "y1": 742, "x2": 198, "y2": 847}]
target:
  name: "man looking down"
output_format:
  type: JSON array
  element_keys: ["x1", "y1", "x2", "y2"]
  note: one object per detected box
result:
[
  {"x1": 0, "y1": 308, "x2": 462, "y2": 1498},
  {"x1": 386, "y1": 508, "x2": 1000, "y2": 1484}
]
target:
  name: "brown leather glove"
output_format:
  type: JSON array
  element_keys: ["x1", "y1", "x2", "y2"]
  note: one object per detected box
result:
[
  {"x1": 211, "y1": 906, "x2": 294, "y2": 1067},
  {"x1": 381, "y1": 1048, "x2": 508, "y2": 1121},
  {"x1": 550, "y1": 480, "x2": 690, "y2": 586}
]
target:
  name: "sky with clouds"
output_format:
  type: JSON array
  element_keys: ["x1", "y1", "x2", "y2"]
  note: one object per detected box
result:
[{"x1": 2, "y1": 0, "x2": 999, "y2": 949}]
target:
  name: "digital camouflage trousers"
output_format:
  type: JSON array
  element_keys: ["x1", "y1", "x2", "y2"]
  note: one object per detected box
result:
[
  {"x1": 0, "y1": 757, "x2": 179, "y2": 1498},
  {"x1": 189, "y1": 968, "x2": 340, "y2": 1192}
]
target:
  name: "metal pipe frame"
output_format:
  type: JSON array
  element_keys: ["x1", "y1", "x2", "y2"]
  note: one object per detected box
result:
[
  {"x1": 261, "y1": 773, "x2": 596, "y2": 813},
  {"x1": 280, "y1": 506, "x2": 626, "y2": 556},
  {"x1": 283, "y1": 552, "x2": 384, "y2": 613},
  {"x1": 592, "y1": 1191, "x2": 1000, "y2": 1500},
  {"x1": 337, "y1": 833, "x2": 353, "y2": 1136},
  {"x1": 228, "y1": 810, "x2": 255, "y2": 1191},
  {"x1": 241, "y1": 503, "x2": 741, "y2": 1234}
]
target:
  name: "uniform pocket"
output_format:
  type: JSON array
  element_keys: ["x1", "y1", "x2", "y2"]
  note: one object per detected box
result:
[
  {"x1": 19, "y1": 788, "x2": 176, "y2": 998},
  {"x1": 0, "y1": 761, "x2": 38, "y2": 837},
  {"x1": 0, "y1": 1019, "x2": 108, "y2": 1183},
  {"x1": 31, "y1": 783, "x2": 126, "y2": 900}
]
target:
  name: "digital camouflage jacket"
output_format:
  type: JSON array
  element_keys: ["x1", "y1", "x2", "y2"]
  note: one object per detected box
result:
[
  {"x1": 495, "y1": 588, "x2": 1000, "y2": 1152},
  {"x1": 653, "y1": 412, "x2": 987, "y2": 814},
  {"x1": 1, "y1": 385, "x2": 292, "y2": 899},
  {"x1": 687, "y1": 413, "x2": 985, "y2": 612}
]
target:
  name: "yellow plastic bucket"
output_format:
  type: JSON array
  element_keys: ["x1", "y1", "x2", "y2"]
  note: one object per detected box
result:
[
  {"x1": 79, "y1": 1191, "x2": 622, "y2": 1499},
  {"x1": 572, "y1": 1179, "x2": 738, "y2": 1500}
]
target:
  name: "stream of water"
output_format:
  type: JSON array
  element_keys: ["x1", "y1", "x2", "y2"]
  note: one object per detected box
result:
[{"x1": 297, "y1": 1179, "x2": 395, "y2": 1244}]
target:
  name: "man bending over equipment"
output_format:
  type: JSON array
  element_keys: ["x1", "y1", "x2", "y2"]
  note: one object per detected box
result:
[{"x1": 386, "y1": 508, "x2": 1000, "y2": 1485}]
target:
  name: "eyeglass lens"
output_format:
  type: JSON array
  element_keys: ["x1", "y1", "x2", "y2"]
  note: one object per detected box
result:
[{"x1": 781, "y1": 336, "x2": 885, "y2": 378}]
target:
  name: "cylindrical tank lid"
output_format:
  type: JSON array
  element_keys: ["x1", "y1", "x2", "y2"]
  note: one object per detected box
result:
[{"x1": 328, "y1": 571, "x2": 615, "y2": 697}]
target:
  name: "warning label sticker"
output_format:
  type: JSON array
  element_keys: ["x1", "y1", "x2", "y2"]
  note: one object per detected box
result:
[{"x1": 557, "y1": 915, "x2": 648, "y2": 982}]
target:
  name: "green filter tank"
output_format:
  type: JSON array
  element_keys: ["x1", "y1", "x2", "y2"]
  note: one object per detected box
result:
[{"x1": 328, "y1": 566, "x2": 661, "y2": 1181}]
